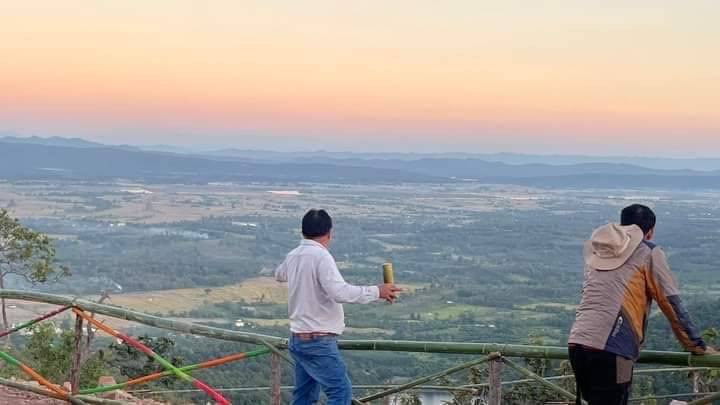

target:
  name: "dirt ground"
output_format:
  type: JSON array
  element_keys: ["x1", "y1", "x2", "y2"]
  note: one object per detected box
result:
[{"x1": 0, "y1": 384, "x2": 65, "y2": 404}]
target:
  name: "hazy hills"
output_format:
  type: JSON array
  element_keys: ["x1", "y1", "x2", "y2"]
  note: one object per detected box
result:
[
  {"x1": 2, "y1": 136, "x2": 720, "y2": 188},
  {"x1": 205, "y1": 149, "x2": 720, "y2": 172},
  {"x1": 0, "y1": 135, "x2": 110, "y2": 149},
  {"x1": 0, "y1": 141, "x2": 435, "y2": 183}
]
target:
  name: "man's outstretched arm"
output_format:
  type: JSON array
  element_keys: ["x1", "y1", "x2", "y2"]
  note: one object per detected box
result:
[
  {"x1": 647, "y1": 248, "x2": 708, "y2": 354},
  {"x1": 318, "y1": 256, "x2": 380, "y2": 304}
]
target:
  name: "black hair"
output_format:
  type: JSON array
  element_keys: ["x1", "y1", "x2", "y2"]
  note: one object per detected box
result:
[
  {"x1": 621, "y1": 204, "x2": 656, "y2": 235},
  {"x1": 302, "y1": 209, "x2": 332, "y2": 238}
]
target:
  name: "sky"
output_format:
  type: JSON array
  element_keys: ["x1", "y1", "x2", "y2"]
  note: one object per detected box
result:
[{"x1": 1, "y1": 1, "x2": 719, "y2": 155}]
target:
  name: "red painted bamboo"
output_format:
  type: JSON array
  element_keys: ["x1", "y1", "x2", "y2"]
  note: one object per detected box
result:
[
  {"x1": 0, "y1": 305, "x2": 72, "y2": 339},
  {"x1": 73, "y1": 308, "x2": 231, "y2": 405}
]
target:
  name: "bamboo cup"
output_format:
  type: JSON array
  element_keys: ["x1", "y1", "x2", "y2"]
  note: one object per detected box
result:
[{"x1": 382, "y1": 263, "x2": 394, "y2": 284}]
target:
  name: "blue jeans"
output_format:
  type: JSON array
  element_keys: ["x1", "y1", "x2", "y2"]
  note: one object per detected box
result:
[{"x1": 289, "y1": 335, "x2": 353, "y2": 405}]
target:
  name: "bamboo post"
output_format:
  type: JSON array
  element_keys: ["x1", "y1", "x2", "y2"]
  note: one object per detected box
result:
[
  {"x1": 270, "y1": 353, "x2": 281, "y2": 405},
  {"x1": 70, "y1": 314, "x2": 84, "y2": 394},
  {"x1": 83, "y1": 291, "x2": 110, "y2": 360},
  {"x1": 488, "y1": 357, "x2": 503, "y2": 405}
]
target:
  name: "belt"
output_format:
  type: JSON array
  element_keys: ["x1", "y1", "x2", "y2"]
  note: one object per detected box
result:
[{"x1": 293, "y1": 332, "x2": 337, "y2": 341}]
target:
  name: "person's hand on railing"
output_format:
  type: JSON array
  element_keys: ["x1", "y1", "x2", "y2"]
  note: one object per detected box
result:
[
  {"x1": 704, "y1": 346, "x2": 717, "y2": 355},
  {"x1": 378, "y1": 284, "x2": 402, "y2": 304}
]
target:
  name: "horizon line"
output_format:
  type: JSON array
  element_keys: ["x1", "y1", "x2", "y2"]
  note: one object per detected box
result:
[{"x1": 3, "y1": 134, "x2": 720, "y2": 160}]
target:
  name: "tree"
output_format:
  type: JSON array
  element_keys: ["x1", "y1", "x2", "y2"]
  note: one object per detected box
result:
[
  {"x1": 693, "y1": 328, "x2": 720, "y2": 393},
  {"x1": 108, "y1": 335, "x2": 183, "y2": 388},
  {"x1": 395, "y1": 392, "x2": 421, "y2": 405},
  {"x1": 21, "y1": 323, "x2": 107, "y2": 387},
  {"x1": 0, "y1": 209, "x2": 69, "y2": 331},
  {"x1": 447, "y1": 367, "x2": 488, "y2": 405}
]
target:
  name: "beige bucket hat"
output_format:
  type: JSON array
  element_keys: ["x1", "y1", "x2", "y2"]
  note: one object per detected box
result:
[{"x1": 584, "y1": 223, "x2": 644, "y2": 270}]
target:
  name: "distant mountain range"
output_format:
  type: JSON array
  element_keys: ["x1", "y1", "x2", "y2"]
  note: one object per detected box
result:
[
  {"x1": 204, "y1": 149, "x2": 720, "y2": 172},
  {"x1": 0, "y1": 141, "x2": 436, "y2": 183},
  {"x1": 0, "y1": 135, "x2": 187, "y2": 154},
  {"x1": 0, "y1": 135, "x2": 111, "y2": 149},
  {"x1": 2, "y1": 136, "x2": 720, "y2": 188}
]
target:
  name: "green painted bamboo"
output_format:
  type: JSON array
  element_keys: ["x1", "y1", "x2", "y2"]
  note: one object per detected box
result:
[
  {"x1": 80, "y1": 348, "x2": 270, "y2": 395},
  {"x1": 0, "y1": 350, "x2": 20, "y2": 367},
  {"x1": 1, "y1": 290, "x2": 719, "y2": 367},
  {"x1": 688, "y1": 391, "x2": 720, "y2": 405},
  {"x1": 358, "y1": 353, "x2": 500, "y2": 403},
  {"x1": 0, "y1": 377, "x2": 123, "y2": 405},
  {"x1": 502, "y1": 358, "x2": 576, "y2": 401}
]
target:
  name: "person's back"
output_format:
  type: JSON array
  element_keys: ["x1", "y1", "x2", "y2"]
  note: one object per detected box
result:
[
  {"x1": 281, "y1": 239, "x2": 368, "y2": 334},
  {"x1": 276, "y1": 209, "x2": 400, "y2": 405},
  {"x1": 568, "y1": 204, "x2": 713, "y2": 405},
  {"x1": 569, "y1": 237, "x2": 704, "y2": 359}
]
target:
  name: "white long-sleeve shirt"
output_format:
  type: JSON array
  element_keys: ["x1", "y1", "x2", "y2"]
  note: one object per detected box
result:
[{"x1": 275, "y1": 239, "x2": 380, "y2": 334}]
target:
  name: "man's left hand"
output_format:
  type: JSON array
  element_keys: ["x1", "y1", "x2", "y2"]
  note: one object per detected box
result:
[{"x1": 378, "y1": 284, "x2": 402, "y2": 303}]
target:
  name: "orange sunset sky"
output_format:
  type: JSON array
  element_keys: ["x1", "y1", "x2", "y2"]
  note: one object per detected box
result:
[{"x1": 1, "y1": 1, "x2": 719, "y2": 155}]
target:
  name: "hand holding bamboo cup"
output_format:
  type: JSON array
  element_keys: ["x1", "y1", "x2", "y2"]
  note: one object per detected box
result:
[{"x1": 379, "y1": 262, "x2": 402, "y2": 304}]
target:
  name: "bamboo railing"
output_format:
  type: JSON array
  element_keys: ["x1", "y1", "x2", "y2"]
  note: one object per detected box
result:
[
  {"x1": 0, "y1": 289, "x2": 718, "y2": 404},
  {"x1": 2, "y1": 290, "x2": 718, "y2": 367}
]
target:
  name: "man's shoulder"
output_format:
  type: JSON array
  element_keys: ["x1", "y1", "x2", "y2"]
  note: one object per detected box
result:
[
  {"x1": 623, "y1": 240, "x2": 661, "y2": 268},
  {"x1": 288, "y1": 243, "x2": 332, "y2": 260},
  {"x1": 630, "y1": 240, "x2": 660, "y2": 260},
  {"x1": 641, "y1": 240, "x2": 658, "y2": 250},
  {"x1": 635, "y1": 240, "x2": 671, "y2": 269}
]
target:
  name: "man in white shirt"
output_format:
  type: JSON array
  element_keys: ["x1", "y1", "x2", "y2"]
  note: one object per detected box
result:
[{"x1": 276, "y1": 209, "x2": 400, "y2": 405}]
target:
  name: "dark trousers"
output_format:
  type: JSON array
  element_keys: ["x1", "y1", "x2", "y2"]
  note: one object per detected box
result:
[{"x1": 568, "y1": 345, "x2": 634, "y2": 405}]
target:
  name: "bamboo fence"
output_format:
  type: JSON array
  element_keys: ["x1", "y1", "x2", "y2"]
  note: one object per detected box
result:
[{"x1": 0, "y1": 289, "x2": 718, "y2": 404}]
